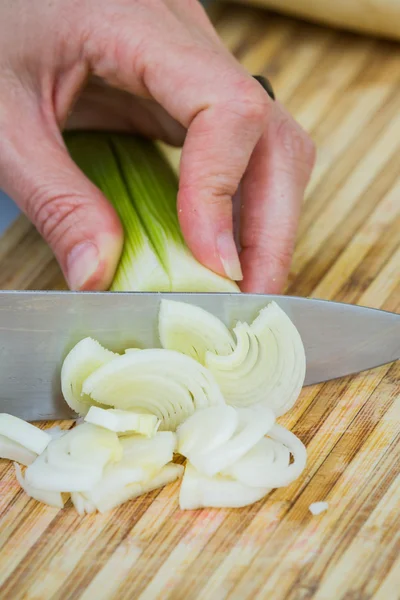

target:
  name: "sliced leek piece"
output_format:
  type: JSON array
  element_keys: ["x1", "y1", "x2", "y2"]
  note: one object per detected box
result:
[
  {"x1": 0, "y1": 414, "x2": 51, "y2": 454},
  {"x1": 25, "y1": 449, "x2": 104, "y2": 492},
  {"x1": 178, "y1": 406, "x2": 276, "y2": 477},
  {"x1": 205, "y1": 302, "x2": 306, "y2": 416},
  {"x1": 222, "y1": 434, "x2": 291, "y2": 487},
  {"x1": 85, "y1": 407, "x2": 160, "y2": 437},
  {"x1": 14, "y1": 463, "x2": 65, "y2": 508},
  {"x1": 0, "y1": 435, "x2": 37, "y2": 466},
  {"x1": 120, "y1": 431, "x2": 176, "y2": 471},
  {"x1": 82, "y1": 349, "x2": 225, "y2": 431},
  {"x1": 71, "y1": 492, "x2": 97, "y2": 516},
  {"x1": 93, "y1": 463, "x2": 184, "y2": 513},
  {"x1": 179, "y1": 463, "x2": 269, "y2": 510},
  {"x1": 25, "y1": 424, "x2": 122, "y2": 492},
  {"x1": 177, "y1": 405, "x2": 238, "y2": 459},
  {"x1": 61, "y1": 337, "x2": 118, "y2": 415},
  {"x1": 47, "y1": 423, "x2": 122, "y2": 469},
  {"x1": 227, "y1": 423, "x2": 307, "y2": 490},
  {"x1": 45, "y1": 426, "x2": 67, "y2": 440},
  {"x1": 159, "y1": 299, "x2": 234, "y2": 364}
]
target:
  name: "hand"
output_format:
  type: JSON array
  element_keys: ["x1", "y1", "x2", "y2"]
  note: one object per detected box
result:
[{"x1": 0, "y1": 0, "x2": 315, "y2": 292}]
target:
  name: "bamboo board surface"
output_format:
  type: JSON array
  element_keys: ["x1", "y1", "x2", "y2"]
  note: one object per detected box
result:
[{"x1": 0, "y1": 4, "x2": 400, "y2": 599}]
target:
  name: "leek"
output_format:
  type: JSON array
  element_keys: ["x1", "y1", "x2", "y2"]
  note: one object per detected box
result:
[
  {"x1": 0, "y1": 413, "x2": 51, "y2": 454},
  {"x1": 65, "y1": 132, "x2": 239, "y2": 293},
  {"x1": 84, "y1": 406, "x2": 160, "y2": 437},
  {"x1": 160, "y1": 300, "x2": 306, "y2": 417}
]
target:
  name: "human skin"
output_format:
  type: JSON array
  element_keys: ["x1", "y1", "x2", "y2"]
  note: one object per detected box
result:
[{"x1": 0, "y1": 0, "x2": 315, "y2": 292}]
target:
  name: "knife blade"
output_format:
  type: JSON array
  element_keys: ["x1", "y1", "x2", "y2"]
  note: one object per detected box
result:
[{"x1": 0, "y1": 291, "x2": 399, "y2": 421}]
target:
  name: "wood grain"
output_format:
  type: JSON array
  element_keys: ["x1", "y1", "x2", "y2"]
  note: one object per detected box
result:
[{"x1": 0, "y1": 4, "x2": 399, "y2": 599}]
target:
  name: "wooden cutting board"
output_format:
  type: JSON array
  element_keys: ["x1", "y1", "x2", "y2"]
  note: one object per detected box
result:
[{"x1": 1, "y1": 4, "x2": 399, "y2": 599}]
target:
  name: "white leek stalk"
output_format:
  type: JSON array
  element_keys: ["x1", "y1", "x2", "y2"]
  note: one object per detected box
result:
[
  {"x1": 84, "y1": 407, "x2": 160, "y2": 436},
  {"x1": 65, "y1": 132, "x2": 239, "y2": 293},
  {"x1": 0, "y1": 414, "x2": 51, "y2": 454},
  {"x1": 82, "y1": 349, "x2": 225, "y2": 431}
]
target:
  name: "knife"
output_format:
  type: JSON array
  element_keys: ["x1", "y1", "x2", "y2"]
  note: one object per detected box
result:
[{"x1": 0, "y1": 291, "x2": 399, "y2": 421}]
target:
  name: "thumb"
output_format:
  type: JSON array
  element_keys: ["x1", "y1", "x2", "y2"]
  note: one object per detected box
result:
[{"x1": 0, "y1": 115, "x2": 123, "y2": 290}]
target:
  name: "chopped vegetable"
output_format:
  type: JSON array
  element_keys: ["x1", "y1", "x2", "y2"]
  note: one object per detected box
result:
[
  {"x1": 223, "y1": 424, "x2": 307, "y2": 488},
  {"x1": 14, "y1": 463, "x2": 65, "y2": 509},
  {"x1": 179, "y1": 463, "x2": 269, "y2": 510},
  {"x1": 177, "y1": 405, "x2": 276, "y2": 477},
  {"x1": 0, "y1": 413, "x2": 51, "y2": 454},
  {"x1": 3, "y1": 299, "x2": 308, "y2": 515},
  {"x1": 120, "y1": 432, "x2": 177, "y2": 472},
  {"x1": 25, "y1": 424, "x2": 122, "y2": 492},
  {"x1": 160, "y1": 300, "x2": 306, "y2": 416},
  {"x1": 84, "y1": 407, "x2": 160, "y2": 437},
  {"x1": 71, "y1": 492, "x2": 97, "y2": 516},
  {"x1": 0, "y1": 434, "x2": 37, "y2": 466},
  {"x1": 92, "y1": 463, "x2": 184, "y2": 514},
  {"x1": 309, "y1": 501, "x2": 329, "y2": 515},
  {"x1": 61, "y1": 337, "x2": 117, "y2": 415},
  {"x1": 65, "y1": 132, "x2": 239, "y2": 293},
  {"x1": 159, "y1": 299, "x2": 235, "y2": 364},
  {"x1": 81, "y1": 348, "x2": 225, "y2": 431},
  {"x1": 203, "y1": 301, "x2": 306, "y2": 416},
  {"x1": 176, "y1": 406, "x2": 306, "y2": 510}
]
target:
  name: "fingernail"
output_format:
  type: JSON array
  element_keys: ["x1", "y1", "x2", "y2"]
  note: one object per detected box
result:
[
  {"x1": 66, "y1": 242, "x2": 100, "y2": 290},
  {"x1": 217, "y1": 231, "x2": 243, "y2": 281}
]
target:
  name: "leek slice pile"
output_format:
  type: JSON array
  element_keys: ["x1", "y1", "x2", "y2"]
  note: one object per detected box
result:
[
  {"x1": 0, "y1": 299, "x2": 308, "y2": 514},
  {"x1": 177, "y1": 406, "x2": 306, "y2": 509},
  {"x1": 0, "y1": 414, "x2": 182, "y2": 514},
  {"x1": 160, "y1": 300, "x2": 306, "y2": 416}
]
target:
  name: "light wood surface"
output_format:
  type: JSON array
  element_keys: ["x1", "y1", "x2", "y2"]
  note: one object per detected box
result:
[
  {"x1": 1, "y1": 4, "x2": 399, "y2": 599},
  {"x1": 230, "y1": 0, "x2": 400, "y2": 42}
]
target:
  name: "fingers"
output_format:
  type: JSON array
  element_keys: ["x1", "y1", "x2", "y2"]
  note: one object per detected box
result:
[
  {"x1": 67, "y1": 78, "x2": 186, "y2": 147},
  {"x1": 0, "y1": 105, "x2": 123, "y2": 290},
  {"x1": 84, "y1": 6, "x2": 271, "y2": 280},
  {"x1": 240, "y1": 102, "x2": 316, "y2": 293},
  {"x1": 177, "y1": 92, "x2": 269, "y2": 280}
]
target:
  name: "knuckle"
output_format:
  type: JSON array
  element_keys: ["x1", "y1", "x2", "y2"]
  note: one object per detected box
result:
[
  {"x1": 267, "y1": 245, "x2": 293, "y2": 273},
  {"x1": 226, "y1": 78, "x2": 270, "y2": 126},
  {"x1": 26, "y1": 187, "x2": 85, "y2": 247},
  {"x1": 181, "y1": 183, "x2": 233, "y2": 213},
  {"x1": 242, "y1": 227, "x2": 295, "y2": 274},
  {"x1": 275, "y1": 117, "x2": 316, "y2": 173},
  {"x1": 253, "y1": 244, "x2": 293, "y2": 275}
]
